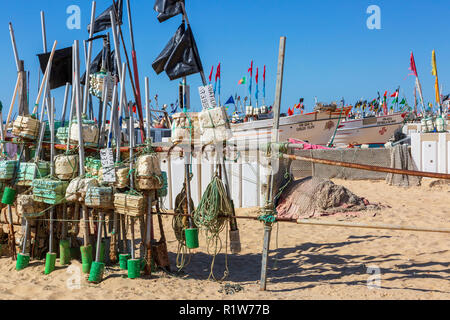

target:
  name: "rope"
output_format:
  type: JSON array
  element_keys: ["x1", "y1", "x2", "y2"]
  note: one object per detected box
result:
[
  {"x1": 193, "y1": 174, "x2": 233, "y2": 281},
  {"x1": 172, "y1": 183, "x2": 193, "y2": 271}
]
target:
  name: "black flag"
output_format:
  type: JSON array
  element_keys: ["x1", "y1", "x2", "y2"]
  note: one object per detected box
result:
[
  {"x1": 87, "y1": 0, "x2": 123, "y2": 34},
  {"x1": 164, "y1": 25, "x2": 203, "y2": 80},
  {"x1": 154, "y1": 0, "x2": 184, "y2": 23},
  {"x1": 37, "y1": 47, "x2": 73, "y2": 90},
  {"x1": 152, "y1": 23, "x2": 185, "y2": 74}
]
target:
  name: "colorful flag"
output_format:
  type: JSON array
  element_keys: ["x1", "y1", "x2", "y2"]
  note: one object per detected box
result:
[
  {"x1": 409, "y1": 52, "x2": 418, "y2": 77},
  {"x1": 215, "y1": 63, "x2": 221, "y2": 82},
  {"x1": 238, "y1": 77, "x2": 246, "y2": 85},
  {"x1": 255, "y1": 67, "x2": 259, "y2": 102},
  {"x1": 225, "y1": 95, "x2": 235, "y2": 105},
  {"x1": 214, "y1": 63, "x2": 220, "y2": 95},
  {"x1": 208, "y1": 65, "x2": 214, "y2": 83},
  {"x1": 248, "y1": 60, "x2": 253, "y2": 99},
  {"x1": 431, "y1": 50, "x2": 440, "y2": 105},
  {"x1": 383, "y1": 91, "x2": 388, "y2": 115},
  {"x1": 263, "y1": 65, "x2": 266, "y2": 100},
  {"x1": 399, "y1": 98, "x2": 406, "y2": 105}
]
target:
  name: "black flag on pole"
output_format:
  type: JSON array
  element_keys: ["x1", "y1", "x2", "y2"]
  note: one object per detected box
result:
[
  {"x1": 154, "y1": 0, "x2": 184, "y2": 23},
  {"x1": 152, "y1": 23, "x2": 185, "y2": 74},
  {"x1": 165, "y1": 25, "x2": 203, "y2": 80},
  {"x1": 152, "y1": 23, "x2": 203, "y2": 80},
  {"x1": 37, "y1": 47, "x2": 72, "y2": 89},
  {"x1": 87, "y1": 0, "x2": 123, "y2": 34}
]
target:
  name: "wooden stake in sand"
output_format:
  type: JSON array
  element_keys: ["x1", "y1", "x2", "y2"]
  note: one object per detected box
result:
[
  {"x1": 32, "y1": 41, "x2": 57, "y2": 115},
  {"x1": 260, "y1": 36, "x2": 286, "y2": 291}
]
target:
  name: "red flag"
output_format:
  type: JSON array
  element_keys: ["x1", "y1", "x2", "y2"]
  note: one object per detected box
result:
[
  {"x1": 248, "y1": 60, "x2": 253, "y2": 76},
  {"x1": 132, "y1": 104, "x2": 137, "y2": 114},
  {"x1": 215, "y1": 63, "x2": 221, "y2": 82},
  {"x1": 287, "y1": 107, "x2": 294, "y2": 116},
  {"x1": 390, "y1": 91, "x2": 398, "y2": 98},
  {"x1": 409, "y1": 52, "x2": 418, "y2": 77},
  {"x1": 255, "y1": 67, "x2": 259, "y2": 84},
  {"x1": 263, "y1": 65, "x2": 266, "y2": 82},
  {"x1": 209, "y1": 65, "x2": 214, "y2": 82}
]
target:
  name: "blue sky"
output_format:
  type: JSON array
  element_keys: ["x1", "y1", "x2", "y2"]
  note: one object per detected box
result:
[{"x1": 0, "y1": 0, "x2": 449, "y2": 119}]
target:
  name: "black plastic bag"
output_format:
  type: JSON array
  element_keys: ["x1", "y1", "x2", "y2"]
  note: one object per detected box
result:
[
  {"x1": 37, "y1": 47, "x2": 72, "y2": 90},
  {"x1": 152, "y1": 23, "x2": 185, "y2": 74},
  {"x1": 87, "y1": 0, "x2": 123, "y2": 34},
  {"x1": 154, "y1": 0, "x2": 184, "y2": 23},
  {"x1": 164, "y1": 25, "x2": 203, "y2": 80}
]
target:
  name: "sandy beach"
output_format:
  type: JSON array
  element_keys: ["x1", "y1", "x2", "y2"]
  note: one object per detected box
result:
[{"x1": 0, "y1": 178, "x2": 448, "y2": 300}]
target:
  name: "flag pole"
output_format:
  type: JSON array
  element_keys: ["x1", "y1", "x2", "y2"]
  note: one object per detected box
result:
[{"x1": 179, "y1": 1, "x2": 207, "y2": 85}]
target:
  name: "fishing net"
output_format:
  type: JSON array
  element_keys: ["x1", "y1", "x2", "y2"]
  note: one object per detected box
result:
[{"x1": 276, "y1": 176, "x2": 383, "y2": 220}]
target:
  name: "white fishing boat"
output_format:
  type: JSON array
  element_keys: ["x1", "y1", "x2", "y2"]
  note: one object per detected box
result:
[
  {"x1": 332, "y1": 112, "x2": 406, "y2": 147},
  {"x1": 333, "y1": 113, "x2": 406, "y2": 146},
  {"x1": 229, "y1": 107, "x2": 351, "y2": 146}
]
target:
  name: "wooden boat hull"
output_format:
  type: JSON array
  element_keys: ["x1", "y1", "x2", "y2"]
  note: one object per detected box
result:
[{"x1": 230, "y1": 108, "x2": 350, "y2": 146}]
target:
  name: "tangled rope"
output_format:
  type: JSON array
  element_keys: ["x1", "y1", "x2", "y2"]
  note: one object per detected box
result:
[{"x1": 193, "y1": 174, "x2": 233, "y2": 281}]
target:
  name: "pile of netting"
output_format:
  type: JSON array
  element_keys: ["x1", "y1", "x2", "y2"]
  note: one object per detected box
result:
[{"x1": 276, "y1": 176, "x2": 383, "y2": 219}]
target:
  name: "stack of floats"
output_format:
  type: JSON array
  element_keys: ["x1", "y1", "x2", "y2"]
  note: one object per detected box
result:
[
  {"x1": 1, "y1": 1, "x2": 240, "y2": 284},
  {"x1": 0, "y1": 105, "x2": 237, "y2": 282}
]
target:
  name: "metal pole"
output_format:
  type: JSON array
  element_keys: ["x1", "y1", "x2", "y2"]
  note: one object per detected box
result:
[
  {"x1": 83, "y1": 1, "x2": 97, "y2": 114},
  {"x1": 260, "y1": 36, "x2": 286, "y2": 291},
  {"x1": 145, "y1": 77, "x2": 151, "y2": 136},
  {"x1": 125, "y1": 0, "x2": 146, "y2": 142},
  {"x1": 95, "y1": 211, "x2": 104, "y2": 262},
  {"x1": 49, "y1": 96, "x2": 55, "y2": 254},
  {"x1": 116, "y1": 62, "x2": 127, "y2": 161},
  {"x1": 60, "y1": 83, "x2": 70, "y2": 126},
  {"x1": 110, "y1": 11, "x2": 128, "y2": 109},
  {"x1": 74, "y1": 40, "x2": 90, "y2": 247}
]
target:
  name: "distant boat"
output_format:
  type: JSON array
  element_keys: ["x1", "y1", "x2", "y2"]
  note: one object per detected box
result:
[{"x1": 332, "y1": 112, "x2": 406, "y2": 146}]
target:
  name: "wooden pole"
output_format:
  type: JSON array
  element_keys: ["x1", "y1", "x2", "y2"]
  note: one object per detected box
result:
[
  {"x1": 73, "y1": 40, "x2": 90, "y2": 247},
  {"x1": 260, "y1": 36, "x2": 286, "y2": 291},
  {"x1": 32, "y1": 41, "x2": 57, "y2": 115},
  {"x1": 8, "y1": 22, "x2": 20, "y2": 72},
  {"x1": 4, "y1": 73, "x2": 21, "y2": 138}
]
